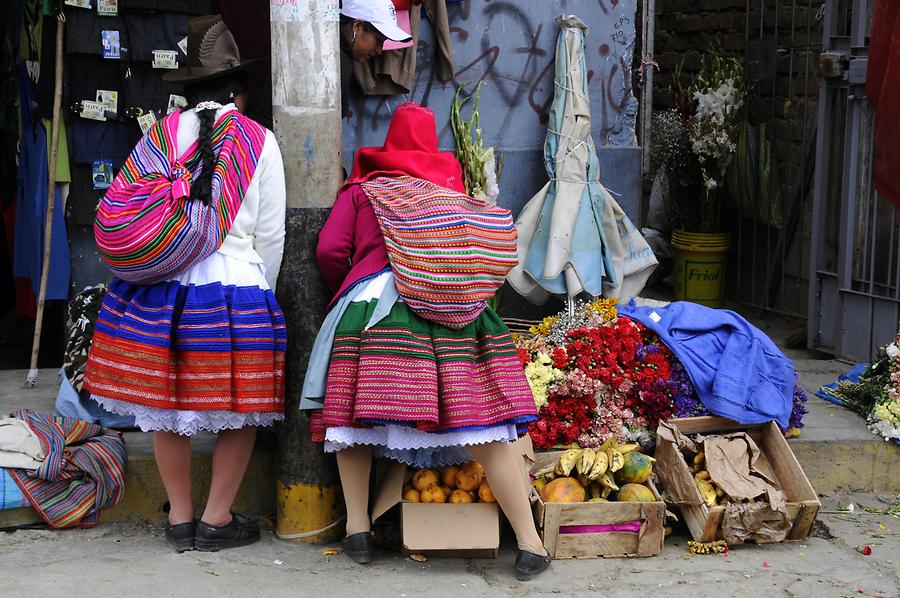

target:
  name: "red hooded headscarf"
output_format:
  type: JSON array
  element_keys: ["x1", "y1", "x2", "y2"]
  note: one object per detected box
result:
[{"x1": 343, "y1": 102, "x2": 466, "y2": 194}]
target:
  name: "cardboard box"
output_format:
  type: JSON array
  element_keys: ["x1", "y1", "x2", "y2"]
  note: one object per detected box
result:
[
  {"x1": 370, "y1": 437, "x2": 535, "y2": 558},
  {"x1": 530, "y1": 450, "x2": 666, "y2": 559},
  {"x1": 654, "y1": 416, "x2": 820, "y2": 544}
]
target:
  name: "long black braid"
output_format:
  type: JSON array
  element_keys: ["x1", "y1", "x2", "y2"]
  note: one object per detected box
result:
[{"x1": 183, "y1": 74, "x2": 248, "y2": 205}]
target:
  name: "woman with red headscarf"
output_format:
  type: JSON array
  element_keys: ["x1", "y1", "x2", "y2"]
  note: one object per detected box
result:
[{"x1": 299, "y1": 103, "x2": 550, "y2": 580}]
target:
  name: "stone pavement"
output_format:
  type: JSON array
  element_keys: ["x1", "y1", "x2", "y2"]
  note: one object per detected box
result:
[
  {"x1": 1, "y1": 312, "x2": 898, "y2": 597},
  {"x1": 1, "y1": 493, "x2": 897, "y2": 598}
]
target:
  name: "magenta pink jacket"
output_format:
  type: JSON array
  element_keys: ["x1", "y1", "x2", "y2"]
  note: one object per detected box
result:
[{"x1": 316, "y1": 185, "x2": 390, "y2": 307}]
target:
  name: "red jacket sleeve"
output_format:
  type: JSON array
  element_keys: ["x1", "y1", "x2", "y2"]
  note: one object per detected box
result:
[{"x1": 316, "y1": 187, "x2": 358, "y2": 293}]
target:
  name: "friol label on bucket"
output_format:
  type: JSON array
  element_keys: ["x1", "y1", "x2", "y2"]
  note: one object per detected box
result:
[{"x1": 679, "y1": 259, "x2": 727, "y2": 305}]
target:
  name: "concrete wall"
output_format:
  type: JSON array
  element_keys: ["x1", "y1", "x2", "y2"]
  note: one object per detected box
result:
[{"x1": 343, "y1": 0, "x2": 642, "y2": 223}]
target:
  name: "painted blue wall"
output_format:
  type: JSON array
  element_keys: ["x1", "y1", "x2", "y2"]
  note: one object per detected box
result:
[{"x1": 342, "y1": 0, "x2": 641, "y2": 223}]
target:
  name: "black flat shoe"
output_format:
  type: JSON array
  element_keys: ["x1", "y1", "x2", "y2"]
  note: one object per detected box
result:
[
  {"x1": 165, "y1": 520, "x2": 196, "y2": 553},
  {"x1": 515, "y1": 549, "x2": 551, "y2": 581},
  {"x1": 343, "y1": 531, "x2": 373, "y2": 564},
  {"x1": 194, "y1": 513, "x2": 261, "y2": 552}
]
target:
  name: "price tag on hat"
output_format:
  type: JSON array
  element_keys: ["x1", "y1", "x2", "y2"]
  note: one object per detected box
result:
[
  {"x1": 97, "y1": 0, "x2": 117, "y2": 16},
  {"x1": 80, "y1": 100, "x2": 107, "y2": 121},
  {"x1": 152, "y1": 50, "x2": 178, "y2": 70},
  {"x1": 91, "y1": 160, "x2": 114, "y2": 190},
  {"x1": 101, "y1": 30, "x2": 121, "y2": 60},
  {"x1": 167, "y1": 94, "x2": 188, "y2": 114},
  {"x1": 96, "y1": 90, "x2": 118, "y2": 116},
  {"x1": 137, "y1": 111, "x2": 157, "y2": 134}
]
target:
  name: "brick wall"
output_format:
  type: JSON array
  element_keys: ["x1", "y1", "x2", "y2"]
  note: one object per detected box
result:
[{"x1": 651, "y1": 0, "x2": 823, "y2": 316}]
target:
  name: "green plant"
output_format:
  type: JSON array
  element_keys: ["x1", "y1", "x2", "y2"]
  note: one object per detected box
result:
[{"x1": 450, "y1": 82, "x2": 503, "y2": 201}]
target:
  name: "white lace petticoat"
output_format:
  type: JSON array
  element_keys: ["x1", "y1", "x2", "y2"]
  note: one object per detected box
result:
[
  {"x1": 324, "y1": 423, "x2": 521, "y2": 468},
  {"x1": 93, "y1": 396, "x2": 284, "y2": 436}
]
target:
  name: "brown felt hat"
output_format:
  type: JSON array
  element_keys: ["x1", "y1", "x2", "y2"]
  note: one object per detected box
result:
[{"x1": 162, "y1": 14, "x2": 260, "y2": 83}]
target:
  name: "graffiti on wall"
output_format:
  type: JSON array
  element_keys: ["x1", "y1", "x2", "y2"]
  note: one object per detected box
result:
[{"x1": 344, "y1": 0, "x2": 639, "y2": 151}]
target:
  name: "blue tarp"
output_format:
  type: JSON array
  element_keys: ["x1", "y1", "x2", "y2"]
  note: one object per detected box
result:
[{"x1": 619, "y1": 300, "x2": 795, "y2": 428}]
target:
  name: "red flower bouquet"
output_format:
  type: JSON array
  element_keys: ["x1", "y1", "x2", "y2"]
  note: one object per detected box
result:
[{"x1": 517, "y1": 300, "x2": 696, "y2": 449}]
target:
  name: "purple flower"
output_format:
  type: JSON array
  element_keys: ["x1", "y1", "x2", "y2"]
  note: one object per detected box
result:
[
  {"x1": 789, "y1": 373, "x2": 809, "y2": 429},
  {"x1": 670, "y1": 360, "x2": 708, "y2": 418}
]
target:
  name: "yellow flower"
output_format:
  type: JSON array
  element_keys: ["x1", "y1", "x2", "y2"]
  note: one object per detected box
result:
[
  {"x1": 874, "y1": 401, "x2": 900, "y2": 425},
  {"x1": 529, "y1": 315, "x2": 558, "y2": 337},
  {"x1": 524, "y1": 352, "x2": 563, "y2": 409},
  {"x1": 585, "y1": 297, "x2": 619, "y2": 322}
]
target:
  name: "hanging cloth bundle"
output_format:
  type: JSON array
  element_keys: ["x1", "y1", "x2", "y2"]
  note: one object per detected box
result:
[
  {"x1": 507, "y1": 15, "x2": 657, "y2": 304},
  {"x1": 94, "y1": 108, "x2": 266, "y2": 284},
  {"x1": 360, "y1": 175, "x2": 517, "y2": 329}
]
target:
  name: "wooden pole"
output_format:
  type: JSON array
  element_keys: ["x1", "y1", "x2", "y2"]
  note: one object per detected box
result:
[
  {"x1": 26, "y1": 10, "x2": 65, "y2": 388},
  {"x1": 639, "y1": 0, "x2": 656, "y2": 185}
]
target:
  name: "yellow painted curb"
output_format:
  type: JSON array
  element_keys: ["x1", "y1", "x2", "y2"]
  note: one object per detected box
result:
[{"x1": 275, "y1": 479, "x2": 344, "y2": 543}]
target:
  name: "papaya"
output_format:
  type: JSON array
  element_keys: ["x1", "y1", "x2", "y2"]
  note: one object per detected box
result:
[
  {"x1": 615, "y1": 451, "x2": 654, "y2": 484},
  {"x1": 449, "y1": 489, "x2": 474, "y2": 504},
  {"x1": 455, "y1": 468, "x2": 482, "y2": 492},
  {"x1": 478, "y1": 479, "x2": 497, "y2": 503},
  {"x1": 420, "y1": 484, "x2": 446, "y2": 503},
  {"x1": 539, "y1": 477, "x2": 586, "y2": 503},
  {"x1": 463, "y1": 461, "x2": 485, "y2": 478},
  {"x1": 412, "y1": 469, "x2": 439, "y2": 491},
  {"x1": 616, "y1": 483, "x2": 656, "y2": 502},
  {"x1": 441, "y1": 466, "x2": 460, "y2": 488}
]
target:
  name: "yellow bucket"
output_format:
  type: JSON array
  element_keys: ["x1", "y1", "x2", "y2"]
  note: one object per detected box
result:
[{"x1": 671, "y1": 230, "x2": 731, "y2": 308}]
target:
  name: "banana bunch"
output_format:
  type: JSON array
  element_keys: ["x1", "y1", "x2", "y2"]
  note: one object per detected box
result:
[
  {"x1": 533, "y1": 439, "x2": 644, "y2": 496},
  {"x1": 692, "y1": 451, "x2": 727, "y2": 508},
  {"x1": 687, "y1": 540, "x2": 728, "y2": 555}
]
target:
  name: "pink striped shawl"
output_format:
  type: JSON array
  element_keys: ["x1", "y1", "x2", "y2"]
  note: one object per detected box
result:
[{"x1": 94, "y1": 108, "x2": 266, "y2": 284}]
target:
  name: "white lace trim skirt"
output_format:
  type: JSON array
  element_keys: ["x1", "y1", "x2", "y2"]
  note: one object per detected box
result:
[
  {"x1": 324, "y1": 423, "x2": 520, "y2": 468},
  {"x1": 95, "y1": 396, "x2": 284, "y2": 436}
]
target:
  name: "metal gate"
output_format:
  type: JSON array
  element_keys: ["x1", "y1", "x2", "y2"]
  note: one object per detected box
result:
[
  {"x1": 729, "y1": 0, "x2": 822, "y2": 318},
  {"x1": 808, "y1": 0, "x2": 900, "y2": 361}
]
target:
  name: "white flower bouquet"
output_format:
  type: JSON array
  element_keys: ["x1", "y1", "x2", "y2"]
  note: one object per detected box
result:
[
  {"x1": 670, "y1": 46, "x2": 748, "y2": 232},
  {"x1": 820, "y1": 331, "x2": 900, "y2": 443}
]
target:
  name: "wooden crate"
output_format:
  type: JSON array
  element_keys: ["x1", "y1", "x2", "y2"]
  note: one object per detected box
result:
[
  {"x1": 531, "y1": 451, "x2": 666, "y2": 559},
  {"x1": 655, "y1": 416, "x2": 820, "y2": 543}
]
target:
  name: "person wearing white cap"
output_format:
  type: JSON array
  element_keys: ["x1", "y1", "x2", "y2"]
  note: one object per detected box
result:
[{"x1": 339, "y1": 0, "x2": 416, "y2": 117}]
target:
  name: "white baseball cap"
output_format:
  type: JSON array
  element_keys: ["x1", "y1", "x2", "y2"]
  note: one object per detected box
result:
[{"x1": 341, "y1": 0, "x2": 413, "y2": 43}]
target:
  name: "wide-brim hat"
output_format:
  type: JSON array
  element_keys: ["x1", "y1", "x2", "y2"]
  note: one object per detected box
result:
[{"x1": 162, "y1": 14, "x2": 261, "y2": 83}]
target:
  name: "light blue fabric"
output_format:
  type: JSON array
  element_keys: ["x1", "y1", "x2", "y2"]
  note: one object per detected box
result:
[
  {"x1": 1, "y1": 469, "x2": 27, "y2": 510},
  {"x1": 513, "y1": 21, "x2": 616, "y2": 299},
  {"x1": 299, "y1": 272, "x2": 399, "y2": 410},
  {"x1": 618, "y1": 301, "x2": 794, "y2": 428},
  {"x1": 53, "y1": 369, "x2": 136, "y2": 430}
]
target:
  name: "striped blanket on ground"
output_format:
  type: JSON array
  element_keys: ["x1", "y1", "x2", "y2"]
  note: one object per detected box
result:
[
  {"x1": 360, "y1": 175, "x2": 518, "y2": 329},
  {"x1": 7, "y1": 410, "x2": 126, "y2": 528},
  {"x1": 95, "y1": 108, "x2": 266, "y2": 284}
]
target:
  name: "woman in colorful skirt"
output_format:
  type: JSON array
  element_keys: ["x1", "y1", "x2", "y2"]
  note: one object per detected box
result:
[
  {"x1": 84, "y1": 16, "x2": 286, "y2": 552},
  {"x1": 301, "y1": 103, "x2": 551, "y2": 581}
]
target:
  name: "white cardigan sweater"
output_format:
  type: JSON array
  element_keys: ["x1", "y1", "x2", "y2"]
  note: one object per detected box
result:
[{"x1": 174, "y1": 104, "x2": 286, "y2": 291}]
